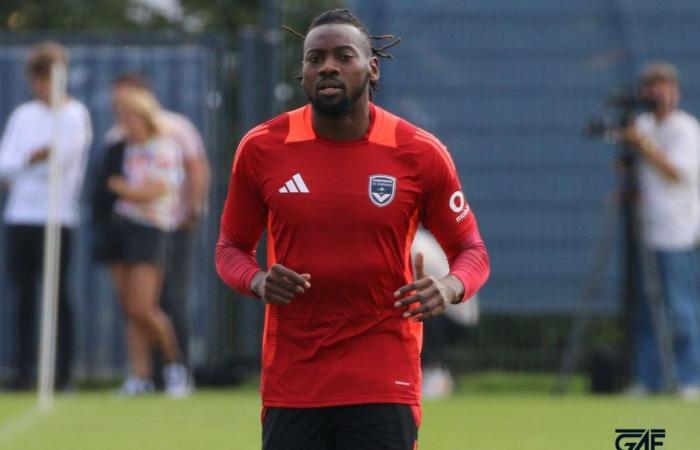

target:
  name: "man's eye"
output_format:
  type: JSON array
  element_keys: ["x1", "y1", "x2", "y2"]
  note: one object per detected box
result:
[
  {"x1": 339, "y1": 54, "x2": 353, "y2": 61},
  {"x1": 306, "y1": 55, "x2": 320, "y2": 64}
]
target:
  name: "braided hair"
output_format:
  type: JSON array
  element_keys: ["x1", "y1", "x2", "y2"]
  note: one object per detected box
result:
[{"x1": 284, "y1": 8, "x2": 401, "y2": 100}]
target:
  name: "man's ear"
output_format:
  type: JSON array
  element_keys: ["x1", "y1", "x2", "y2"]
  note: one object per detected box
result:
[{"x1": 369, "y1": 56, "x2": 380, "y2": 83}]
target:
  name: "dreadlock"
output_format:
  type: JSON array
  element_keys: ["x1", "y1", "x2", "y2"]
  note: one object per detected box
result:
[{"x1": 283, "y1": 8, "x2": 401, "y2": 100}]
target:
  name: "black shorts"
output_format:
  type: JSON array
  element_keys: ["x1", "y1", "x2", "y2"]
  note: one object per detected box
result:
[
  {"x1": 93, "y1": 216, "x2": 168, "y2": 265},
  {"x1": 262, "y1": 403, "x2": 419, "y2": 450}
]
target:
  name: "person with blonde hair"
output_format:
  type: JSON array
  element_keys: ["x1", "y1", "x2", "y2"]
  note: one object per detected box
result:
[
  {"x1": 108, "y1": 73, "x2": 210, "y2": 385},
  {"x1": 0, "y1": 41, "x2": 91, "y2": 391},
  {"x1": 98, "y1": 89, "x2": 191, "y2": 397}
]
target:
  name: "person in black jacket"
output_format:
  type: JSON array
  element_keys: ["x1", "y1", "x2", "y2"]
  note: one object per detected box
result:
[{"x1": 91, "y1": 140, "x2": 125, "y2": 263}]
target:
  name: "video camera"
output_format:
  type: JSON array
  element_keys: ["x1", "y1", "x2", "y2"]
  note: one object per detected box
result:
[{"x1": 584, "y1": 87, "x2": 658, "y2": 141}]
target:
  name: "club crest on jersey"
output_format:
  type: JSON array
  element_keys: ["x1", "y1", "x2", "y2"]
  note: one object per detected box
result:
[{"x1": 368, "y1": 175, "x2": 396, "y2": 207}]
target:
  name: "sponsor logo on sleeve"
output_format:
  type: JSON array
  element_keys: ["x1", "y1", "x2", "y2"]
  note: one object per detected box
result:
[{"x1": 450, "y1": 191, "x2": 470, "y2": 222}]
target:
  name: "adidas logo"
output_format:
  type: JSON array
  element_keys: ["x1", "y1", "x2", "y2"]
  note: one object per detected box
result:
[{"x1": 279, "y1": 173, "x2": 310, "y2": 193}]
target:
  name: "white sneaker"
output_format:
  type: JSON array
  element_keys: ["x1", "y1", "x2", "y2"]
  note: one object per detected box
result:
[
  {"x1": 118, "y1": 376, "x2": 154, "y2": 397},
  {"x1": 623, "y1": 383, "x2": 650, "y2": 398},
  {"x1": 163, "y1": 363, "x2": 193, "y2": 399},
  {"x1": 677, "y1": 385, "x2": 700, "y2": 401},
  {"x1": 422, "y1": 367, "x2": 454, "y2": 400}
]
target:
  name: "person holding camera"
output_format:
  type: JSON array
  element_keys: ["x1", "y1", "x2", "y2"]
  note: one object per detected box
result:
[{"x1": 621, "y1": 62, "x2": 700, "y2": 399}]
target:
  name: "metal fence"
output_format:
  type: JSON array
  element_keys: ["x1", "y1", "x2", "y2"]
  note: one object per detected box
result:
[{"x1": 0, "y1": 33, "x2": 231, "y2": 380}]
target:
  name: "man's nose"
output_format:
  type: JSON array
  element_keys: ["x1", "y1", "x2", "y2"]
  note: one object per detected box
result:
[{"x1": 318, "y1": 57, "x2": 340, "y2": 76}]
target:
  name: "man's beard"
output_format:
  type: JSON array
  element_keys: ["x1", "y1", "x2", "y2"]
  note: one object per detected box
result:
[{"x1": 307, "y1": 74, "x2": 369, "y2": 119}]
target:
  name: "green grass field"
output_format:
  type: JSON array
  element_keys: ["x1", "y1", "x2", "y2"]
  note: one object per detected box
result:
[{"x1": 0, "y1": 374, "x2": 698, "y2": 449}]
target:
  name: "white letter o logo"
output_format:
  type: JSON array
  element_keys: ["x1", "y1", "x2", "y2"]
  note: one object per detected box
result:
[{"x1": 449, "y1": 191, "x2": 465, "y2": 213}]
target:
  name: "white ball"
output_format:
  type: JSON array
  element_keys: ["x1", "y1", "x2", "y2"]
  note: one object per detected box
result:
[
  {"x1": 410, "y1": 228, "x2": 480, "y2": 326},
  {"x1": 411, "y1": 228, "x2": 449, "y2": 278}
]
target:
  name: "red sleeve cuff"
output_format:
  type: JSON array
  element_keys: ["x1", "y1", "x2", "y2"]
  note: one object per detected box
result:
[
  {"x1": 446, "y1": 242, "x2": 490, "y2": 302},
  {"x1": 215, "y1": 231, "x2": 263, "y2": 299},
  {"x1": 239, "y1": 267, "x2": 263, "y2": 298}
]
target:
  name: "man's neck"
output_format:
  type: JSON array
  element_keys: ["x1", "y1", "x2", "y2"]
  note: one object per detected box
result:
[
  {"x1": 38, "y1": 96, "x2": 68, "y2": 107},
  {"x1": 311, "y1": 98, "x2": 372, "y2": 141},
  {"x1": 653, "y1": 107, "x2": 674, "y2": 122}
]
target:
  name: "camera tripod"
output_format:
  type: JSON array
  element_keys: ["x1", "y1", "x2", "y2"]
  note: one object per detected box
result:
[{"x1": 554, "y1": 144, "x2": 676, "y2": 394}]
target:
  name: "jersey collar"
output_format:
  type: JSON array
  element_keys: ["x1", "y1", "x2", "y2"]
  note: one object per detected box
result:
[{"x1": 285, "y1": 103, "x2": 397, "y2": 148}]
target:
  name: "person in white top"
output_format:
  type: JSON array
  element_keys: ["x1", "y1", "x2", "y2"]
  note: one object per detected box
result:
[
  {"x1": 0, "y1": 42, "x2": 92, "y2": 390},
  {"x1": 109, "y1": 73, "x2": 210, "y2": 379},
  {"x1": 621, "y1": 62, "x2": 700, "y2": 399}
]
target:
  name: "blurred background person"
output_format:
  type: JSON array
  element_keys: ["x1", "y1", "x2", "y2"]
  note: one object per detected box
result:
[
  {"x1": 0, "y1": 41, "x2": 92, "y2": 391},
  {"x1": 109, "y1": 73, "x2": 210, "y2": 379},
  {"x1": 99, "y1": 88, "x2": 191, "y2": 398},
  {"x1": 621, "y1": 62, "x2": 700, "y2": 399}
]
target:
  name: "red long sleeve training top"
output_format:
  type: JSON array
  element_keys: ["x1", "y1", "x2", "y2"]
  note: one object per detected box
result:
[{"x1": 216, "y1": 103, "x2": 489, "y2": 408}]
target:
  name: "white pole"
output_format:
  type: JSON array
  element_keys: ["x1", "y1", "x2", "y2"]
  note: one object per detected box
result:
[{"x1": 37, "y1": 62, "x2": 67, "y2": 413}]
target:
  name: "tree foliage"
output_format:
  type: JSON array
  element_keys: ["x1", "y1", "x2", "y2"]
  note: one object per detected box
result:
[
  {"x1": 1, "y1": 0, "x2": 155, "y2": 31},
  {"x1": 0, "y1": 1, "x2": 343, "y2": 41}
]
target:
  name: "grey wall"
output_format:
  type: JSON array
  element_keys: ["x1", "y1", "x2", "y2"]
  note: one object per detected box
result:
[{"x1": 348, "y1": 0, "x2": 700, "y2": 315}]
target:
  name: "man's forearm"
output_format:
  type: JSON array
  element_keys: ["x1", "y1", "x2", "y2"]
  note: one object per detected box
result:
[
  {"x1": 109, "y1": 178, "x2": 166, "y2": 203},
  {"x1": 635, "y1": 137, "x2": 681, "y2": 182},
  {"x1": 215, "y1": 232, "x2": 262, "y2": 298},
  {"x1": 448, "y1": 241, "x2": 490, "y2": 302},
  {"x1": 623, "y1": 129, "x2": 681, "y2": 182}
]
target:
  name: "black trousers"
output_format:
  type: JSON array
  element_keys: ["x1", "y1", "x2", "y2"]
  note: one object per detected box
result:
[
  {"x1": 160, "y1": 227, "x2": 193, "y2": 362},
  {"x1": 6, "y1": 224, "x2": 73, "y2": 387},
  {"x1": 263, "y1": 403, "x2": 419, "y2": 450}
]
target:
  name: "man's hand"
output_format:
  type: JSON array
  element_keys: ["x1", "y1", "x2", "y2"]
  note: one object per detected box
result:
[
  {"x1": 619, "y1": 127, "x2": 645, "y2": 147},
  {"x1": 250, "y1": 264, "x2": 311, "y2": 305},
  {"x1": 619, "y1": 126, "x2": 681, "y2": 182},
  {"x1": 393, "y1": 252, "x2": 464, "y2": 321},
  {"x1": 28, "y1": 147, "x2": 50, "y2": 165},
  {"x1": 181, "y1": 201, "x2": 205, "y2": 230},
  {"x1": 107, "y1": 175, "x2": 128, "y2": 194}
]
